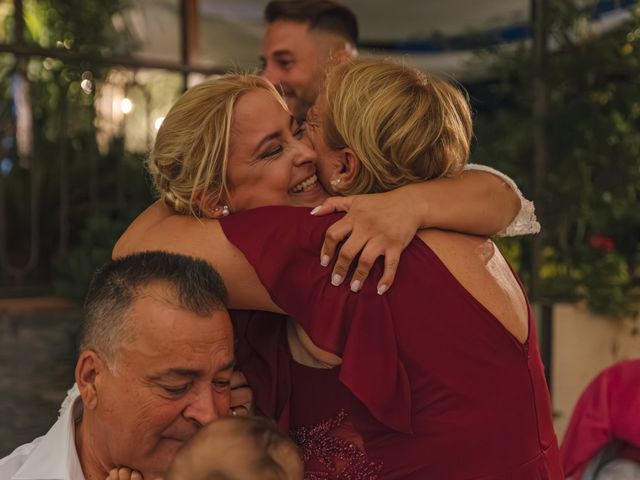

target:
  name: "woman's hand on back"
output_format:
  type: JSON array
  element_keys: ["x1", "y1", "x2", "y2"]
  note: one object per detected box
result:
[{"x1": 311, "y1": 188, "x2": 421, "y2": 295}]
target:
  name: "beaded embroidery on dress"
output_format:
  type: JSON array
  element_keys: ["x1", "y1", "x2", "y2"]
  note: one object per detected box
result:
[{"x1": 291, "y1": 410, "x2": 383, "y2": 480}]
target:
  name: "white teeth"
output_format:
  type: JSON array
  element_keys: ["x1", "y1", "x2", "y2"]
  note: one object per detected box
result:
[{"x1": 290, "y1": 174, "x2": 318, "y2": 193}]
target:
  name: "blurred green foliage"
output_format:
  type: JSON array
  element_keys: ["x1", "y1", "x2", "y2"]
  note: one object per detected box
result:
[
  {"x1": 1, "y1": 0, "x2": 153, "y2": 299},
  {"x1": 472, "y1": 0, "x2": 640, "y2": 316}
]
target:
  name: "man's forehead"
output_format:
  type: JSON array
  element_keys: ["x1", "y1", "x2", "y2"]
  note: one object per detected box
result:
[
  {"x1": 125, "y1": 290, "x2": 232, "y2": 344},
  {"x1": 262, "y1": 19, "x2": 316, "y2": 53}
]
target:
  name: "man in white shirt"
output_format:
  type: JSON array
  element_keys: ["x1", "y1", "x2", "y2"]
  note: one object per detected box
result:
[{"x1": 0, "y1": 252, "x2": 235, "y2": 480}]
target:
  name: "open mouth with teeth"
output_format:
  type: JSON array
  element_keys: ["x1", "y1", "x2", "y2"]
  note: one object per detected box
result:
[{"x1": 289, "y1": 174, "x2": 318, "y2": 194}]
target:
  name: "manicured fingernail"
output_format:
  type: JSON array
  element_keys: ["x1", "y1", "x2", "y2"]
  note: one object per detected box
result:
[
  {"x1": 350, "y1": 280, "x2": 361, "y2": 292},
  {"x1": 377, "y1": 284, "x2": 388, "y2": 295},
  {"x1": 332, "y1": 274, "x2": 343, "y2": 286},
  {"x1": 321, "y1": 255, "x2": 330, "y2": 267},
  {"x1": 310, "y1": 206, "x2": 322, "y2": 215}
]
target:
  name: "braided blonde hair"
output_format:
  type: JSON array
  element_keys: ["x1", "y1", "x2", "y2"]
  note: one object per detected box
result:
[
  {"x1": 148, "y1": 74, "x2": 287, "y2": 217},
  {"x1": 323, "y1": 58, "x2": 472, "y2": 195}
]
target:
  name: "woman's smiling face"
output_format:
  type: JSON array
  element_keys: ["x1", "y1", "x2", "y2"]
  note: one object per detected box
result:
[{"x1": 224, "y1": 88, "x2": 328, "y2": 211}]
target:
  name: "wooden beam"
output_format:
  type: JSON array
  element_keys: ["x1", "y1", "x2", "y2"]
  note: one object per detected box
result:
[
  {"x1": 180, "y1": 0, "x2": 200, "y2": 88},
  {"x1": 530, "y1": 0, "x2": 548, "y2": 301},
  {"x1": 0, "y1": 43, "x2": 229, "y2": 76},
  {"x1": 13, "y1": 0, "x2": 24, "y2": 45}
]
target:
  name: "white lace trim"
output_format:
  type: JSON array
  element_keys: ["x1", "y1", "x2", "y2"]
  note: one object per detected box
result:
[
  {"x1": 464, "y1": 163, "x2": 541, "y2": 237},
  {"x1": 58, "y1": 383, "x2": 80, "y2": 417}
]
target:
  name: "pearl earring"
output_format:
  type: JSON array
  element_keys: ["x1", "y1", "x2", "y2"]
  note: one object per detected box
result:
[{"x1": 222, "y1": 205, "x2": 230, "y2": 217}]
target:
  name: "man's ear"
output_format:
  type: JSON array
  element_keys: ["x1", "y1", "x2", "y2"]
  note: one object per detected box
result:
[
  {"x1": 331, "y1": 46, "x2": 352, "y2": 65},
  {"x1": 339, "y1": 147, "x2": 361, "y2": 188},
  {"x1": 75, "y1": 350, "x2": 105, "y2": 411}
]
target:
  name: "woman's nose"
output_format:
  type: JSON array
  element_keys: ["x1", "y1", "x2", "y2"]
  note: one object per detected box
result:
[{"x1": 294, "y1": 136, "x2": 318, "y2": 165}]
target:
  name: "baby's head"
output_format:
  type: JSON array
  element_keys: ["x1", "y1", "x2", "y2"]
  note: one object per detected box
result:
[{"x1": 166, "y1": 416, "x2": 304, "y2": 480}]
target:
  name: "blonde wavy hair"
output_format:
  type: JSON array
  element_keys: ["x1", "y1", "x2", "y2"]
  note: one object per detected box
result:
[
  {"x1": 323, "y1": 58, "x2": 472, "y2": 195},
  {"x1": 148, "y1": 74, "x2": 287, "y2": 217}
]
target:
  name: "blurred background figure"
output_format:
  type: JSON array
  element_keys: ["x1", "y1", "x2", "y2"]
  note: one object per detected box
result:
[
  {"x1": 260, "y1": 0, "x2": 358, "y2": 120},
  {"x1": 561, "y1": 359, "x2": 640, "y2": 480}
]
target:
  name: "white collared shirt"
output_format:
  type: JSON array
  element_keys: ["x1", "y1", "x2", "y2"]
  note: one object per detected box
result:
[{"x1": 0, "y1": 385, "x2": 85, "y2": 480}]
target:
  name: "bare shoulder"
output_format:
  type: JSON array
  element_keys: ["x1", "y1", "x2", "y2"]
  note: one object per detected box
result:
[
  {"x1": 417, "y1": 229, "x2": 529, "y2": 344},
  {"x1": 113, "y1": 202, "x2": 280, "y2": 312},
  {"x1": 114, "y1": 201, "x2": 221, "y2": 258},
  {"x1": 114, "y1": 201, "x2": 165, "y2": 256}
]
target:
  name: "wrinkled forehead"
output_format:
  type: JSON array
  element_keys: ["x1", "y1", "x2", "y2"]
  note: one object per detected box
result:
[
  {"x1": 124, "y1": 284, "x2": 231, "y2": 346},
  {"x1": 307, "y1": 92, "x2": 328, "y2": 122}
]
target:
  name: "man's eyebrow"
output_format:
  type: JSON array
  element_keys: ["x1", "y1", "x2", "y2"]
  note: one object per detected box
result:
[
  {"x1": 271, "y1": 50, "x2": 294, "y2": 58},
  {"x1": 148, "y1": 359, "x2": 235, "y2": 381},
  {"x1": 259, "y1": 50, "x2": 293, "y2": 63},
  {"x1": 148, "y1": 368, "x2": 202, "y2": 380}
]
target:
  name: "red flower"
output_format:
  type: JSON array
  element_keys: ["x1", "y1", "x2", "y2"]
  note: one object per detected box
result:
[{"x1": 589, "y1": 234, "x2": 616, "y2": 252}]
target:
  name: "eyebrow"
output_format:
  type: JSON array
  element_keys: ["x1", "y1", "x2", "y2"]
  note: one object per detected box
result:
[
  {"x1": 258, "y1": 49, "x2": 294, "y2": 64},
  {"x1": 252, "y1": 116, "x2": 296, "y2": 156},
  {"x1": 271, "y1": 50, "x2": 294, "y2": 58},
  {"x1": 148, "y1": 359, "x2": 236, "y2": 381}
]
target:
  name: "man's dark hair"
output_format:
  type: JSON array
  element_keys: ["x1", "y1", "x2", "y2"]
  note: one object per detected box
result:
[
  {"x1": 80, "y1": 251, "x2": 228, "y2": 364},
  {"x1": 265, "y1": 0, "x2": 358, "y2": 45}
]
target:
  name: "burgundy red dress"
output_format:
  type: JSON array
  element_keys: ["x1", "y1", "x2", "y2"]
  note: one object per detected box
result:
[{"x1": 222, "y1": 206, "x2": 563, "y2": 480}]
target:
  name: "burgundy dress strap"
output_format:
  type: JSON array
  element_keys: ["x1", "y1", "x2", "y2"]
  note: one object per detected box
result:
[{"x1": 220, "y1": 206, "x2": 413, "y2": 433}]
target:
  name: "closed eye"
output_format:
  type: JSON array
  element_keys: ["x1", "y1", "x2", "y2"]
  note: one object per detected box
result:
[
  {"x1": 259, "y1": 145, "x2": 283, "y2": 160},
  {"x1": 277, "y1": 59, "x2": 294, "y2": 70},
  {"x1": 293, "y1": 124, "x2": 306, "y2": 139},
  {"x1": 213, "y1": 379, "x2": 231, "y2": 393},
  {"x1": 162, "y1": 384, "x2": 191, "y2": 396}
]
